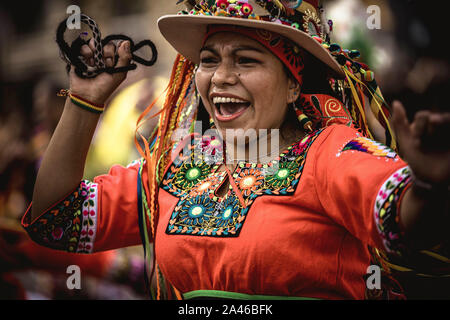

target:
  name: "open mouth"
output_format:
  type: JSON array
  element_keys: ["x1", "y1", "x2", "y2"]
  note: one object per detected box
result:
[{"x1": 212, "y1": 96, "x2": 251, "y2": 121}]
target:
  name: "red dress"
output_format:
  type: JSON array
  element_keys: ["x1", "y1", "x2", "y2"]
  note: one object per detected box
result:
[{"x1": 22, "y1": 124, "x2": 414, "y2": 299}]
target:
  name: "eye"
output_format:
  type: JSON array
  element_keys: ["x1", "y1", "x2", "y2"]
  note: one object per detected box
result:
[
  {"x1": 238, "y1": 57, "x2": 259, "y2": 65},
  {"x1": 200, "y1": 56, "x2": 218, "y2": 66}
]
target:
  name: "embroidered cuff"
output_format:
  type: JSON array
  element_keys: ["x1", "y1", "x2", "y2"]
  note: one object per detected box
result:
[
  {"x1": 374, "y1": 166, "x2": 412, "y2": 257},
  {"x1": 21, "y1": 181, "x2": 99, "y2": 254}
]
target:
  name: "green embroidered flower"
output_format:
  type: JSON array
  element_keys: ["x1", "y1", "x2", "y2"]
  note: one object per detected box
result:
[
  {"x1": 265, "y1": 161, "x2": 299, "y2": 189},
  {"x1": 173, "y1": 162, "x2": 211, "y2": 190}
]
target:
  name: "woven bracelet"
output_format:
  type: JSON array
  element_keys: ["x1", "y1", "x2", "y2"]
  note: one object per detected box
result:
[{"x1": 69, "y1": 93, "x2": 105, "y2": 114}]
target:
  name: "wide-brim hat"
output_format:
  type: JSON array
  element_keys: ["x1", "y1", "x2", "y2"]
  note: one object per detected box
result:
[{"x1": 158, "y1": 0, "x2": 345, "y2": 78}]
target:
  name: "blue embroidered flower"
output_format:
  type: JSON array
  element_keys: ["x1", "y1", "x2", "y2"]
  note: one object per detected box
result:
[
  {"x1": 215, "y1": 195, "x2": 241, "y2": 228},
  {"x1": 178, "y1": 194, "x2": 215, "y2": 226}
]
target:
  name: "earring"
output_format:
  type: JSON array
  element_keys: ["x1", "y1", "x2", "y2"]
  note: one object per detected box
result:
[
  {"x1": 293, "y1": 102, "x2": 313, "y2": 133},
  {"x1": 209, "y1": 116, "x2": 216, "y2": 129}
]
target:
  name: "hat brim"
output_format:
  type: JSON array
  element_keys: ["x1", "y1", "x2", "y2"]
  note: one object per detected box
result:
[{"x1": 158, "y1": 14, "x2": 345, "y2": 78}]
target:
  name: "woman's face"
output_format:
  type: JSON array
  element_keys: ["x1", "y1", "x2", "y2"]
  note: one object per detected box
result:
[{"x1": 195, "y1": 32, "x2": 299, "y2": 139}]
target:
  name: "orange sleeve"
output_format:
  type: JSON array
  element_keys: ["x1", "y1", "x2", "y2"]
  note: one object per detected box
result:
[
  {"x1": 312, "y1": 125, "x2": 412, "y2": 256},
  {"x1": 17, "y1": 238, "x2": 117, "y2": 278},
  {"x1": 22, "y1": 159, "x2": 145, "y2": 253}
]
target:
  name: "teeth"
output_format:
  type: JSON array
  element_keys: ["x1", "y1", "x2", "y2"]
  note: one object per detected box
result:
[{"x1": 212, "y1": 97, "x2": 247, "y2": 104}]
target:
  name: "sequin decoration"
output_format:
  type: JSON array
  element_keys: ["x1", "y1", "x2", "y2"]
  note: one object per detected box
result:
[
  {"x1": 302, "y1": 8, "x2": 322, "y2": 37},
  {"x1": 162, "y1": 129, "x2": 323, "y2": 237}
]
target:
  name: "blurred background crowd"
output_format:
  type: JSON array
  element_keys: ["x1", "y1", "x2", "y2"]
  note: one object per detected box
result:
[{"x1": 0, "y1": 0, "x2": 448, "y2": 300}]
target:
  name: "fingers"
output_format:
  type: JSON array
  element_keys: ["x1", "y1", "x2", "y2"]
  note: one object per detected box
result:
[
  {"x1": 79, "y1": 38, "x2": 98, "y2": 67},
  {"x1": 412, "y1": 110, "x2": 430, "y2": 139},
  {"x1": 428, "y1": 112, "x2": 450, "y2": 126},
  {"x1": 80, "y1": 43, "x2": 94, "y2": 67},
  {"x1": 430, "y1": 113, "x2": 450, "y2": 150},
  {"x1": 116, "y1": 41, "x2": 132, "y2": 68},
  {"x1": 76, "y1": 39, "x2": 132, "y2": 83},
  {"x1": 80, "y1": 39, "x2": 122, "y2": 68},
  {"x1": 88, "y1": 38, "x2": 96, "y2": 52},
  {"x1": 392, "y1": 100, "x2": 410, "y2": 142},
  {"x1": 415, "y1": 111, "x2": 450, "y2": 151},
  {"x1": 103, "y1": 41, "x2": 117, "y2": 68}
]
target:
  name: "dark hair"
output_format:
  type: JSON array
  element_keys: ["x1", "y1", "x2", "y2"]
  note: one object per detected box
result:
[
  {"x1": 281, "y1": 50, "x2": 339, "y2": 134},
  {"x1": 197, "y1": 99, "x2": 212, "y2": 133},
  {"x1": 291, "y1": 49, "x2": 338, "y2": 97}
]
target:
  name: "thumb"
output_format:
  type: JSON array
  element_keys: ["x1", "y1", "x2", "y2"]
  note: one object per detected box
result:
[
  {"x1": 391, "y1": 100, "x2": 410, "y2": 138},
  {"x1": 391, "y1": 100, "x2": 411, "y2": 153}
]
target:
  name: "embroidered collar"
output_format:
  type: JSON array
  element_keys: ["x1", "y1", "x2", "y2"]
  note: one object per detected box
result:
[{"x1": 161, "y1": 129, "x2": 323, "y2": 237}]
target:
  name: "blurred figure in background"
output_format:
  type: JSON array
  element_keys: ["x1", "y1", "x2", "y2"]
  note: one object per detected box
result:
[
  {"x1": 0, "y1": 77, "x2": 150, "y2": 300},
  {"x1": 377, "y1": 0, "x2": 450, "y2": 299}
]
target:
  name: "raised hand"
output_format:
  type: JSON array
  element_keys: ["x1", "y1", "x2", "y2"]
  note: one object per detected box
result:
[
  {"x1": 69, "y1": 39, "x2": 132, "y2": 105},
  {"x1": 392, "y1": 100, "x2": 450, "y2": 186}
]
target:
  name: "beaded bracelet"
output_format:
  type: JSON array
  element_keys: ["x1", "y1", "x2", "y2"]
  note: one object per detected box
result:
[{"x1": 69, "y1": 93, "x2": 105, "y2": 114}]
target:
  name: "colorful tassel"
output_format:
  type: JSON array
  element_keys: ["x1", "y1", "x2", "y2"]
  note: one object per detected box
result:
[{"x1": 135, "y1": 54, "x2": 196, "y2": 300}]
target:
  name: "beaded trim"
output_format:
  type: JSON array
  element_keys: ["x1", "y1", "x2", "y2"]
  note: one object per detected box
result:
[
  {"x1": 374, "y1": 166, "x2": 412, "y2": 256},
  {"x1": 22, "y1": 181, "x2": 99, "y2": 253},
  {"x1": 77, "y1": 181, "x2": 99, "y2": 253}
]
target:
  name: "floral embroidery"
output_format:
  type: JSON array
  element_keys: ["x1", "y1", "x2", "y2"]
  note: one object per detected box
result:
[
  {"x1": 337, "y1": 137, "x2": 398, "y2": 160},
  {"x1": 22, "y1": 180, "x2": 99, "y2": 253},
  {"x1": 174, "y1": 194, "x2": 215, "y2": 228},
  {"x1": 162, "y1": 129, "x2": 323, "y2": 237},
  {"x1": 282, "y1": 40, "x2": 304, "y2": 79},
  {"x1": 234, "y1": 166, "x2": 265, "y2": 197},
  {"x1": 195, "y1": 134, "x2": 224, "y2": 164},
  {"x1": 167, "y1": 192, "x2": 242, "y2": 236},
  {"x1": 265, "y1": 161, "x2": 300, "y2": 189},
  {"x1": 374, "y1": 166, "x2": 412, "y2": 256},
  {"x1": 201, "y1": 135, "x2": 222, "y2": 156},
  {"x1": 189, "y1": 174, "x2": 224, "y2": 198},
  {"x1": 173, "y1": 162, "x2": 212, "y2": 190},
  {"x1": 215, "y1": 195, "x2": 241, "y2": 229},
  {"x1": 77, "y1": 181, "x2": 99, "y2": 253}
]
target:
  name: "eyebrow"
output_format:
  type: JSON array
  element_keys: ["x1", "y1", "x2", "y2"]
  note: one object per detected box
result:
[{"x1": 200, "y1": 45, "x2": 266, "y2": 55}]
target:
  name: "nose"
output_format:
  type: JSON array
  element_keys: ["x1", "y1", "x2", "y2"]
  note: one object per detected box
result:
[{"x1": 211, "y1": 61, "x2": 239, "y2": 87}]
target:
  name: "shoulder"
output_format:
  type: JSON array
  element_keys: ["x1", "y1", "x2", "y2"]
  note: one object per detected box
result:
[
  {"x1": 308, "y1": 124, "x2": 362, "y2": 154},
  {"x1": 308, "y1": 124, "x2": 401, "y2": 164},
  {"x1": 318, "y1": 124, "x2": 361, "y2": 142}
]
